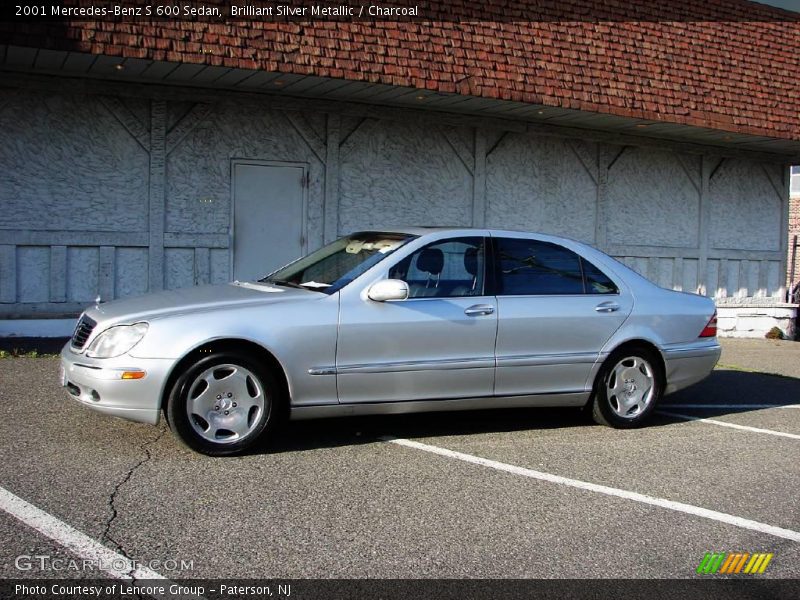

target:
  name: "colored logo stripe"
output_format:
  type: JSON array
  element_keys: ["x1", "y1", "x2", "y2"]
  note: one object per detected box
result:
[
  {"x1": 720, "y1": 553, "x2": 747, "y2": 574},
  {"x1": 698, "y1": 552, "x2": 773, "y2": 574},
  {"x1": 719, "y1": 553, "x2": 737, "y2": 573},
  {"x1": 697, "y1": 553, "x2": 726, "y2": 574},
  {"x1": 745, "y1": 553, "x2": 773, "y2": 574}
]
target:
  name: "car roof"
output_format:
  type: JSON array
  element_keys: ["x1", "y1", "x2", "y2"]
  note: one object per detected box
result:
[
  {"x1": 359, "y1": 226, "x2": 581, "y2": 244},
  {"x1": 366, "y1": 226, "x2": 466, "y2": 236}
]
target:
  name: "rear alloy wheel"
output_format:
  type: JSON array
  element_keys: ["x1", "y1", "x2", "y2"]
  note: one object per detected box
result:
[
  {"x1": 167, "y1": 353, "x2": 281, "y2": 456},
  {"x1": 591, "y1": 347, "x2": 663, "y2": 428}
]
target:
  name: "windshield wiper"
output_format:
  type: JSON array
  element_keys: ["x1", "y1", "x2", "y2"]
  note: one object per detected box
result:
[
  {"x1": 265, "y1": 279, "x2": 305, "y2": 289},
  {"x1": 266, "y1": 279, "x2": 327, "y2": 293},
  {"x1": 299, "y1": 281, "x2": 331, "y2": 289}
]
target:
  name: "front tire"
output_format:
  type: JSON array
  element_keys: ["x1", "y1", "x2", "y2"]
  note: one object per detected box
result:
[
  {"x1": 166, "y1": 352, "x2": 282, "y2": 456},
  {"x1": 591, "y1": 346, "x2": 663, "y2": 428}
]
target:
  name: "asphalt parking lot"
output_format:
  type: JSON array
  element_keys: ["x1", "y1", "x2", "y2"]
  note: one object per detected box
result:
[{"x1": 0, "y1": 338, "x2": 798, "y2": 581}]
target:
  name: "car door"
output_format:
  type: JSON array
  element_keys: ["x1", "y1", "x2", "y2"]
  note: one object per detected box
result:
[
  {"x1": 491, "y1": 233, "x2": 633, "y2": 397},
  {"x1": 335, "y1": 235, "x2": 498, "y2": 404}
]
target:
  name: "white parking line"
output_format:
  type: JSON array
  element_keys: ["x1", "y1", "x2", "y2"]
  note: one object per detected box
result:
[
  {"x1": 663, "y1": 404, "x2": 800, "y2": 410},
  {"x1": 382, "y1": 436, "x2": 800, "y2": 543},
  {"x1": 0, "y1": 485, "x2": 165, "y2": 580},
  {"x1": 657, "y1": 410, "x2": 800, "y2": 440}
]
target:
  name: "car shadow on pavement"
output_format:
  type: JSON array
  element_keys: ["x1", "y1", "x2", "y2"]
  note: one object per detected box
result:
[
  {"x1": 656, "y1": 368, "x2": 800, "y2": 418},
  {"x1": 265, "y1": 368, "x2": 800, "y2": 454},
  {"x1": 271, "y1": 406, "x2": 590, "y2": 454}
]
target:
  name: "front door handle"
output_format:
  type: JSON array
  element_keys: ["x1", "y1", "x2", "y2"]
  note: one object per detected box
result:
[
  {"x1": 465, "y1": 304, "x2": 495, "y2": 316},
  {"x1": 595, "y1": 302, "x2": 620, "y2": 313}
]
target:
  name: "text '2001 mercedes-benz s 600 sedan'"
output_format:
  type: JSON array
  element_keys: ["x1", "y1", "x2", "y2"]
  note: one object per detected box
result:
[{"x1": 60, "y1": 228, "x2": 720, "y2": 456}]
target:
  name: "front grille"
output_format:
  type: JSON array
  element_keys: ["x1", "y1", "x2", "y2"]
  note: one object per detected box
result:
[{"x1": 71, "y1": 315, "x2": 97, "y2": 349}]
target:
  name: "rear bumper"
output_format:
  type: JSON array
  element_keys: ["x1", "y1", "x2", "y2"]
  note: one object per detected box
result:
[
  {"x1": 662, "y1": 341, "x2": 721, "y2": 395},
  {"x1": 60, "y1": 343, "x2": 174, "y2": 425}
]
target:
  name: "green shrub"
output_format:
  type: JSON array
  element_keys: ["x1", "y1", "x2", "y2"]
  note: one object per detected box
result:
[{"x1": 765, "y1": 326, "x2": 784, "y2": 340}]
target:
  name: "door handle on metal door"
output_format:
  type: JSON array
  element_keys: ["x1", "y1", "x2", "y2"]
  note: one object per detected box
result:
[
  {"x1": 595, "y1": 302, "x2": 620, "y2": 313},
  {"x1": 465, "y1": 304, "x2": 495, "y2": 316}
]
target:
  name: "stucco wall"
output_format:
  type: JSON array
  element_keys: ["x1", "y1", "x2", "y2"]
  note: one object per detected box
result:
[
  {"x1": 0, "y1": 85, "x2": 790, "y2": 318},
  {"x1": 485, "y1": 135, "x2": 597, "y2": 242},
  {"x1": 339, "y1": 120, "x2": 473, "y2": 232}
]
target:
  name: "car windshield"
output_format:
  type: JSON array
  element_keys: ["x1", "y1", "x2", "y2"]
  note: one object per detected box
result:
[{"x1": 260, "y1": 232, "x2": 416, "y2": 294}]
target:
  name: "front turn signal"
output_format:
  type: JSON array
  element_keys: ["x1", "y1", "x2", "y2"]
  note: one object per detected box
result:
[{"x1": 121, "y1": 371, "x2": 146, "y2": 380}]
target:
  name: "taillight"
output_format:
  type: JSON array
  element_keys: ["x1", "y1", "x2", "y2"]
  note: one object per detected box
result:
[{"x1": 699, "y1": 312, "x2": 717, "y2": 338}]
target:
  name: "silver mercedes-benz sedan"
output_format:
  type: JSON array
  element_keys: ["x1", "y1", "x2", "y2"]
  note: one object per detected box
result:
[{"x1": 60, "y1": 228, "x2": 720, "y2": 455}]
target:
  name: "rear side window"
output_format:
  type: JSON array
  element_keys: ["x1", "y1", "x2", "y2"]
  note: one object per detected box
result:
[
  {"x1": 493, "y1": 238, "x2": 618, "y2": 295},
  {"x1": 582, "y1": 258, "x2": 618, "y2": 294},
  {"x1": 494, "y1": 238, "x2": 584, "y2": 295}
]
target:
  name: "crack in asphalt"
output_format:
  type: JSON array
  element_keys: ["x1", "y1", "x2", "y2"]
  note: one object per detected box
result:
[{"x1": 101, "y1": 425, "x2": 167, "y2": 583}]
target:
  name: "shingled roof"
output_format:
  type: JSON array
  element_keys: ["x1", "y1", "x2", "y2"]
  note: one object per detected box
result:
[{"x1": 2, "y1": 0, "x2": 799, "y2": 141}]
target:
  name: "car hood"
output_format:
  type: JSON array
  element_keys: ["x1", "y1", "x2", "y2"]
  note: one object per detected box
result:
[{"x1": 83, "y1": 282, "x2": 317, "y2": 325}]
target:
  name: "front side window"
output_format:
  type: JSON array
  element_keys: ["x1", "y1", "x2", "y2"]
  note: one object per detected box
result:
[
  {"x1": 261, "y1": 232, "x2": 415, "y2": 294},
  {"x1": 494, "y1": 238, "x2": 618, "y2": 295},
  {"x1": 389, "y1": 237, "x2": 486, "y2": 298}
]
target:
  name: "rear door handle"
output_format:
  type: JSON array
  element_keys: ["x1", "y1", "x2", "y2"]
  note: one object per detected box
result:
[
  {"x1": 465, "y1": 304, "x2": 495, "y2": 316},
  {"x1": 595, "y1": 302, "x2": 620, "y2": 313}
]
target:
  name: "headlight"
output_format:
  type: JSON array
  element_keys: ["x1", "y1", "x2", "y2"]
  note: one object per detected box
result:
[{"x1": 85, "y1": 323, "x2": 148, "y2": 358}]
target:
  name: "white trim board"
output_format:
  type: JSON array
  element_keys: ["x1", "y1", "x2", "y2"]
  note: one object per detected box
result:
[{"x1": 0, "y1": 319, "x2": 74, "y2": 338}]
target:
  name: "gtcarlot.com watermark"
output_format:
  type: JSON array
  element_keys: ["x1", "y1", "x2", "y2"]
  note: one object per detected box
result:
[{"x1": 15, "y1": 554, "x2": 194, "y2": 573}]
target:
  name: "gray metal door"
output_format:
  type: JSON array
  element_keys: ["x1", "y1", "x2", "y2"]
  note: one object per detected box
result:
[{"x1": 232, "y1": 161, "x2": 306, "y2": 281}]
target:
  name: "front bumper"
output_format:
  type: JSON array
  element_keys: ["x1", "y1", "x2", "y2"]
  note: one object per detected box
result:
[{"x1": 60, "y1": 343, "x2": 175, "y2": 425}]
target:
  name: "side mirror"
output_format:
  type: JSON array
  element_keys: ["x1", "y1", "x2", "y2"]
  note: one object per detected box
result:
[{"x1": 367, "y1": 279, "x2": 409, "y2": 302}]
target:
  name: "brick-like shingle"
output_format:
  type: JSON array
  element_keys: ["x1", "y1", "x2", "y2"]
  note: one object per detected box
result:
[{"x1": 1, "y1": 0, "x2": 798, "y2": 140}]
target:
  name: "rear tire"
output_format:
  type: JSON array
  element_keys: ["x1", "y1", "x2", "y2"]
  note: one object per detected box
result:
[
  {"x1": 590, "y1": 346, "x2": 663, "y2": 428},
  {"x1": 166, "y1": 352, "x2": 283, "y2": 456}
]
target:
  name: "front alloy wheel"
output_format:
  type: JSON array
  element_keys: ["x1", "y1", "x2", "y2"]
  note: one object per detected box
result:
[
  {"x1": 186, "y1": 363, "x2": 266, "y2": 444},
  {"x1": 167, "y1": 353, "x2": 281, "y2": 456}
]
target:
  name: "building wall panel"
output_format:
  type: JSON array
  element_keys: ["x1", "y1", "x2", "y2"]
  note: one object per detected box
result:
[
  {"x1": 66, "y1": 247, "x2": 98, "y2": 303},
  {"x1": 710, "y1": 159, "x2": 782, "y2": 252},
  {"x1": 744, "y1": 260, "x2": 759, "y2": 298},
  {"x1": 654, "y1": 257, "x2": 674, "y2": 290},
  {"x1": 210, "y1": 248, "x2": 230, "y2": 284},
  {"x1": 0, "y1": 92, "x2": 148, "y2": 232},
  {"x1": 767, "y1": 261, "x2": 781, "y2": 299},
  {"x1": 606, "y1": 148, "x2": 700, "y2": 248},
  {"x1": 706, "y1": 259, "x2": 721, "y2": 298},
  {"x1": 16, "y1": 246, "x2": 49, "y2": 303},
  {"x1": 486, "y1": 134, "x2": 597, "y2": 242},
  {"x1": 338, "y1": 121, "x2": 473, "y2": 233},
  {"x1": 165, "y1": 248, "x2": 195, "y2": 291},
  {"x1": 727, "y1": 259, "x2": 742, "y2": 298},
  {"x1": 115, "y1": 247, "x2": 149, "y2": 299},
  {"x1": 623, "y1": 257, "x2": 650, "y2": 279},
  {"x1": 682, "y1": 258, "x2": 699, "y2": 294}
]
